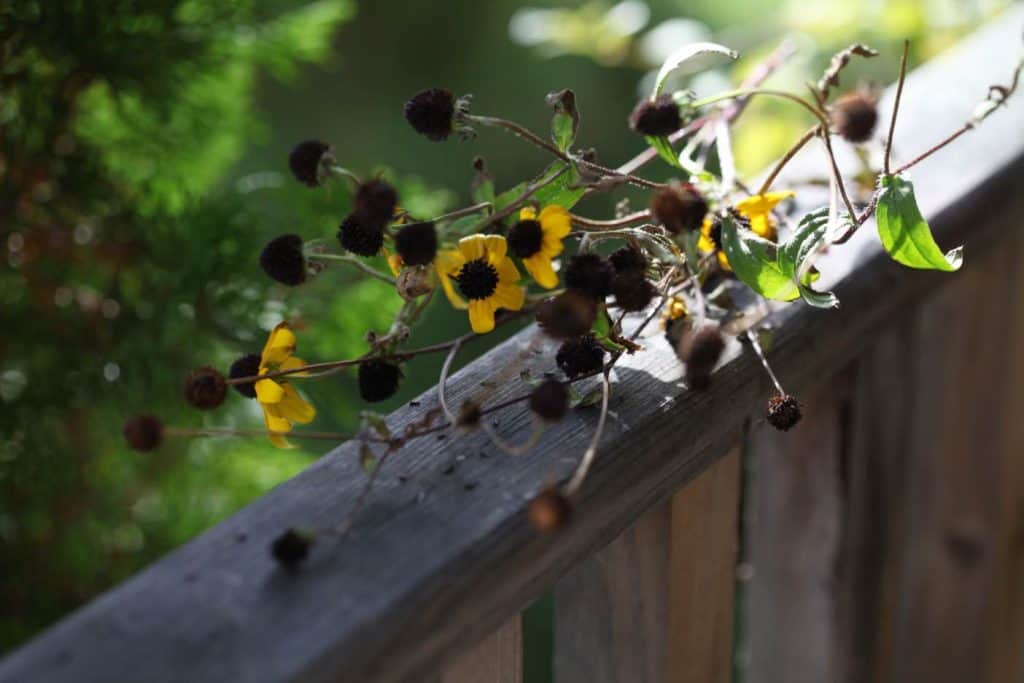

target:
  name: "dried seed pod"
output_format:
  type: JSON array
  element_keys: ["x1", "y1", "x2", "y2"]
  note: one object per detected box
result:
[
  {"x1": 288, "y1": 140, "x2": 333, "y2": 187},
  {"x1": 628, "y1": 94, "x2": 682, "y2": 137},
  {"x1": 396, "y1": 265, "x2": 435, "y2": 301},
  {"x1": 556, "y1": 334, "x2": 606, "y2": 379},
  {"x1": 529, "y1": 379, "x2": 570, "y2": 422},
  {"x1": 564, "y1": 253, "x2": 614, "y2": 301},
  {"x1": 536, "y1": 290, "x2": 597, "y2": 339},
  {"x1": 271, "y1": 528, "x2": 314, "y2": 569},
  {"x1": 228, "y1": 353, "x2": 261, "y2": 399},
  {"x1": 832, "y1": 90, "x2": 879, "y2": 144},
  {"x1": 338, "y1": 213, "x2": 385, "y2": 257},
  {"x1": 766, "y1": 394, "x2": 802, "y2": 431},
  {"x1": 354, "y1": 178, "x2": 398, "y2": 225},
  {"x1": 358, "y1": 360, "x2": 403, "y2": 403},
  {"x1": 183, "y1": 366, "x2": 227, "y2": 410},
  {"x1": 650, "y1": 182, "x2": 708, "y2": 235},
  {"x1": 610, "y1": 271, "x2": 656, "y2": 312},
  {"x1": 678, "y1": 326, "x2": 726, "y2": 390},
  {"x1": 394, "y1": 221, "x2": 438, "y2": 266},
  {"x1": 404, "y1": 88, "x2": 457, "y2": 141},
  {"x1": 528, "y1": 488, "x2": 573, "y2": 533},
  {"x1": 259, "y1": 234, "x2": 307, "y2": 286},
  {"x1": 123, "y1": 415, "x2": 164, "y2": 452}
]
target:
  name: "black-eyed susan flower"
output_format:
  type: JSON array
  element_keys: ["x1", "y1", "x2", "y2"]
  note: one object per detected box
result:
[
  {"x1": 628, "y1": 94, "x2": 682, "y2": 137},
  {"x1": 698, "y1": 216, "x2": 732, "y2": 271},
  {"x1": 254, "y1": 322, "x2": 316, "y2": 448},
  {"x1": 436, "y1": 235, "x2": 525, "y2": 334},
  {"x1": 734, "y1": 191, "x2": 795, "y2": 241},
  {"x1": 228, "y1": 353, "x2": 261, "y2": 398},
  {"x1": 507, "y1": 205, "x2": 571, "y2": 288}
]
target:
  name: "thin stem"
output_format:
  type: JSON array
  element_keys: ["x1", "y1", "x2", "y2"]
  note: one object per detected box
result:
[
  {"x1": 757, "y1": 126, "x2": 817, "y2": 195},
  {"x1": 692, "y1": 89, "x2": 830, "y2": 128},
  {"x1": 562, "y1": 372, "x2": 611, "y2": 496},
  {"x1": 892, "y1": 124, "x2": 971, "y2": 175},
  {"x1": 330, "y1": 165, "x2": 362, "y2": 187},
  {"x1": 434, "y1": 201, "x2": 492, "y2": 223},
  {"x1": 819, "y1": 131, "x2": 859, "y2": 221},
  {"x1": 745, "y1": 330, "x2": 785, "y2": 395},
  {"x1": 570, "y1": 210, "x2": 651, "y2": 230},
  {"x1": 884, "y1": 40, "x2": 910, "y2": 176},
  {"x1": 438, "y1": 339, "x2": 464, "y2": 425},
  {"x1": 166, "y1": 427, "x2": 356, "y2": 442},
  {"x1": 309, "y1": 253, "x2": 396, "y2": 285}
]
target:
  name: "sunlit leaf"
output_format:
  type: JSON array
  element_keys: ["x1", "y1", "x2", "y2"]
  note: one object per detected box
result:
[
  {"x1": 652, "y1": 42, "x2": 738, "y2": 97},
  {"x1": 876, "y1": 175, "x2": 962, "y2": 271},
  {"x1": 720, "y1": 215, "x2": 798, "y2": 301}
]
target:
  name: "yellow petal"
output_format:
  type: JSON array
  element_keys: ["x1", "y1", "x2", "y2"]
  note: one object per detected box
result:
[
  {"x1": 279, "y1": 384, "x2": 316, "y2": 425},
  {"x1": 540, "y1": 231, "x2": 566, "y2": 258},
  {"x1": 483, "y1": 234, "x2": 507, "y2": 264},
  {"x1": 262, "y1": 402, "x2": 290, "y2": 431},
  {"x1": 386, "y1": 250, "x2": 403, "y2": 276},
  {"x1": 468, "y1": 299, "x2": 496, "y2": 334},
  {"x1": 268, "y1": 433, "x2": 294, "y2": 449},
  {"x1": 750, "y1": 215, "x2": 776, "y2": 240},
  {"x1": 279, "y1": 356, "x2": 309, "y2": 377},
  {"x1": 524, "y1": 254, "x2": 559, "y2": 289},
  {"x1": 435, "y1": 249, "x2": 466, "y2": 277},
  {"x1": 735, "y1": 190, "x2": 795, "y2": 218},
  {"x1": 539, "y1": 205, "x2": 571, "y2": 238},
  {"x1": 262, "y1": 322, "x2": 297, "y2": 366},
  {"x1": 492, "y1": 282, "x2": 526, "y2": 311},
  {"x1": 496, "y1": 256, "x2": 521, "y2": 284},
  {"x1": 519, "y1": 206, "x2": 537, "y2": 221},
  {"x1": 255, "y1": 379, "x2": 285, "y2": 404},
  {"x1": 716, "y1": 251, "x2": 732, "y2": 271},
  {"x1": 458, "y1": 234, "x2": 487, "y2": 261},
  {"x1": 697, "y1": 234, "x2": 715, "y2": 253}
]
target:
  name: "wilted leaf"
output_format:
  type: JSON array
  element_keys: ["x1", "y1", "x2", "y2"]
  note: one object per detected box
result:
[
  {"x1": 876, "y1": 175, "x2": 962, "y2": 271},
  {"x1": 546, "y1": 89, "x2": 579, "y2": 152},
  {"x1": 653, "y1": 42, "x2": 738, "y2": 97},
  {"x1": 817, "y1": 44, "x2": 879, "y2": 100}
]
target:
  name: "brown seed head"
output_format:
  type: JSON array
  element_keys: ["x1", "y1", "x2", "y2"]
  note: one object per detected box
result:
[
  {"x1": 183, "y1": 366, "x2": 227, "y2": 410},
  {"x1": 528, "y1": 488, "x2": 574, "y2": 533},
  {"x1": 678, "y1": 326, "x2": 726, "y2": 390},
  {"x1": 123, "y1": 414, "x2": 164, "y2": 452},
  {"x1": 766, "y1": 394, "x2": 802, "y2": 431},
  {"x1": 650, "y1": 182, "x2": 708, "y2": 234},
  {"x1": 832, "y1": 90, "x2": 879, "y2": 144}
]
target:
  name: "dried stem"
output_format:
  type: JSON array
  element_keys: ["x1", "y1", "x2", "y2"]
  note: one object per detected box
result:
[
  {"x1": 562, "y1": 371, "x2": 611, "y2": 496},
  {"x1": 308, "y1": 253, "x2": 396, "y2": 285},
  {"x1": 745, "y1": 330, "x2": 785, "y2": 395},
  {"x1": 757, "y1": 126, "x2": 817, "y2": 195},
  {"x1": 884, "y1": 39, "x2": 910, "y2": 176}
]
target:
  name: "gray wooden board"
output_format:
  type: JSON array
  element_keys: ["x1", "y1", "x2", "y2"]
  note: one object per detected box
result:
[{"x1": 2, "y1": 8, "x2": 1023, "y2": 683}]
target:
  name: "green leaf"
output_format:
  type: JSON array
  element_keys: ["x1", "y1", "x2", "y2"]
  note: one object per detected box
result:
[
  {"x1": 798, "y1": 284, "x2": 839, "y2": 309},
  {"x1": 778, "y1": 206, "x2": 830, "y2": 278},
  {"x1": 531, "y1": 162, "x2": 586, "y2": 210},
  {"x1": 546, "y1": 89, "x2": 579, "y2": 152},
  {"x1": 493, "y1": 181, "x2": 528, "y2": 212},
  {"x1": 653, "y1": 42, "x2": 738, "y2": 97},
  {"x1": 645, "y1": 135, "x2": 683, "y2": 169},
  {"x1": 876, "y1": 175, "x2": 963, "y2": 271},
  {"x1": 720, "y1": 215, "x2": 799, "y2": 301},
  {"x1": 591, "y1": 305, "x2": 612, "y2": 338}
]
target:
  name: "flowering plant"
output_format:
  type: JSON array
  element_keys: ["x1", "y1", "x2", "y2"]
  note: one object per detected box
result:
[{"x1": 124, "y1": 38, "x2": 1021, "y2": 567}]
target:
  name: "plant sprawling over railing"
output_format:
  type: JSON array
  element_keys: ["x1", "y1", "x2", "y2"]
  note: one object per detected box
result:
[{"x1": 123, "y1": 35, "x2": 1022, "y2": 567}]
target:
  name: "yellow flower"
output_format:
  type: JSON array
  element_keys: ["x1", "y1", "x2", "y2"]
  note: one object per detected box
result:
[
  {"x1": 698, "y1": 216, "x2": 732, "y2": 271},
  {"x1": 255, "y1": 322, "x2": 316, "y2": 448},
  {"x1": 734, "y1": 190, "x2": 795, "y2": 241},
  {"x1": 436, "y1": 234, "x2": 525, "y2": 334},
  {"x1": 507, "y1": 205, "x2": 572, "y2": 288}
]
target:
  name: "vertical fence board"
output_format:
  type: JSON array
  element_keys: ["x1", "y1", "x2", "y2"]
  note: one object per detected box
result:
[
  {"x1": 669, "y1": 450, "x2": 740, "y2": 683},
  {"x1": 841, "y1": 210, "x2": 1024, "y2": 683},
  {"x1": 441, "y1": 615, "x2": 522, "y2": 683},
  {"x1": 744, "y1": 378, "x2": 849, "y2": 683},
  {"x1": 554, "y1": 452, "x2": 739, "y2": 683}
]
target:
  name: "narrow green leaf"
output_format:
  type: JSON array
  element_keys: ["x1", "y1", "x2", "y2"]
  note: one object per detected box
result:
[
  {"x1": 876, "y1": 175, "x2": 962, "y2": 271},
  {"x1": 530, "y1": 161, "x2": 586, "y2": 210},
  {"x1": 653, "y1": 42, "x2": 738, "y2": 97},
  {"x1": 546, "y1": 89, "x2": 579, "y2": 152},
  {"x1": 493, "y1": 181, "x2": 527, "y2": 212},
  {"x1": 720, "y1": 215, "x2": 799, "y2": 301},
  {"x1": 798, "y1": 284, "x2": 839, "y2": 309},
  {"x1": 645, "y1": 135, "x2": 683, "y2": 169}
]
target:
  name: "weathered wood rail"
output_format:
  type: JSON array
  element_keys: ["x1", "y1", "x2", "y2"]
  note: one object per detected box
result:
[{"x1": 3, "y1": 9, "x2": 1024, "y2": 683}]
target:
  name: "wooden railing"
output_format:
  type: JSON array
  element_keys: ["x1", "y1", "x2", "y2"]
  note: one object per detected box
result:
[{"x1": 3, "y1": 9, "x2": 1024, "y2": 683}]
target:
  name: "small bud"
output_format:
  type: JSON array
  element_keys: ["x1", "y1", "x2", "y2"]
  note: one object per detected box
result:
[
  {"x1": 358, "y1": 360, "x2": 403, "y2": 403},
  {"x1": 678, "y1": 326, "x2": 726, "y2": 390},
  {"x1": 611, "y1": 271, "x2": 656, "y2": 312},
  {"x1": 528, "y1": 488, "x2": 573, "y2": 533},
  {"x1": 629, "y1": 94, "x2": 682, "y2": 137},
  {"x1": 556, "y1": 334, "x2": 606, "y2": 379},
  {"x1": 529, "y1": 380, "x2": 569, "y2": 422},
  {"x1": 271, "y1": 528, "x2": 314, "y2": 569},
  {"x1": 766, "y1": 395, "x2": 802, "y2": 431},
  {"x1": 457, "y1": 401, "x2": 482, "y2": 428},
  {"x1": 609, "y1": 246, "x2": 646, "y2": 275},
  {"x1": 338, "y1": 213, "x2": 385, "y2": 257},
  {"x1": 404, "y1": 88, "x2": 456, "y2": 141},
  {"x1": 288, "y1": 140, "x2": 333, "y2": 187},
  {"x1": 650, "y1": 182, "x2": 708, "y2": 235},
  {"x1": 832, "y1": 91, "x2": 878, "y2": 144},
  {"x1": 228, "y1": 353, "x2": 261, "y2": 399},
  {"x1": 183, "y1": 366, "x2": 227, "y2": 410},
  {"x1": 123, "y1": 414, "x2": 164, "y2": 452},
  {"x1": 536, "y1": 290, "x2": 597, "y2": 340},
  {"x1": 564, "y1": 253, "x2": 614, "y2": 301},
  {"x1": 394, "y1": 221, "x2": 438, "y2": 266},
  {"x1": 354, "y1": 178, "x2": 398, "y2": 225},
  {"x1": 396, "y1": 265, "x2": 435, "y2": 301},
  {"x1": 259, "y1": 234, "x2": 307, "y2": 286}
]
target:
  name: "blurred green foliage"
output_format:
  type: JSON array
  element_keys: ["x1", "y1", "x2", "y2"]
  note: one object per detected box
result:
[{"x1": 0, "y1": 0, "x2": 1005, "y2": 658}]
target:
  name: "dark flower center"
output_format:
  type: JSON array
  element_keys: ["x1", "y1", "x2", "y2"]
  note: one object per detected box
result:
[
  {"x1": 708, "y1": 220, "x2": 723, "y2": 250},
  {"x1": 507, "y1": 219, "x2": 544, "y2": 258},
  {"x1": 456, "y1": 258, "x2": 499, "y2": 300}
]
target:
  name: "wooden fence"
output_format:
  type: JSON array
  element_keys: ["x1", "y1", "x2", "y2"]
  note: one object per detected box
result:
[{"x1": 2, "y1": 8, "x2": 1024, "y2": 683}]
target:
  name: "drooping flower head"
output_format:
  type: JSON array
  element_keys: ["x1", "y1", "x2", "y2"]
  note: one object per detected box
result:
[
  {"x1": 436, "y1": 235, "x2": 525, "y2": 334},
  {"x1": 832, "y1": 90, "x2": 878, "y2": 144},
  {"x1": 404, "y1": 88, "x2": 457, "y2": 141},
  {"x1": 354, "y1": 178, "x2": 399, "y2": 226},
  {"x1": 629, "y1": 94, "x2": 682, "y2": 137},
  {"x1": 338, "y1": 213, "x2": 385, "y2": 257},
  {"x1": 358, "y1": 360, "x2": 403, "y2": 403},
  {"x1": 260, "y1": 234, "x2": 308, "y2": 286},
  {"x1": 564, "y1": 253, "x2": 614, "y2": 301},
  {"x1": 650, "y1": 182, "x2": 708, "y2": 235},
  {"x1": 394, "y1": 221, "x2": 438, "y2": 266},
  {"x1": 288, "y1": 140, "x2": 333, "y2": 187},
  {"x1": 556, "y1": 334, "x2": 606, "y2": 378},
  {"x1": 254, "y1": 323, "x2": 316, "y2": 448},
  {"x1": 507, "y1": 205, "x2": 571, "y2": 289}
]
